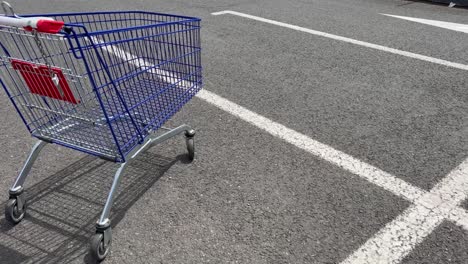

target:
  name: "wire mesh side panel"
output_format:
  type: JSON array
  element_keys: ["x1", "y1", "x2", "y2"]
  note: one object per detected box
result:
[
  {"x1": 0, "y1": 28, "x2": 119, "y2": 159},
  {"x1": 59, "y1": 12, "x2": 202, "y2": 158}
]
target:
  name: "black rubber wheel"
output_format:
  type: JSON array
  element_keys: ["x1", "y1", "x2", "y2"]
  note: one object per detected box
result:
[
  {"x1": 5, "y1": 198, "x2": 26, "y2": 224},
  {"x1": 90, "y1": 233, "x2": 111, "y2": 262},
  {"x1": 186, "y1": 137, "x2": 195, "y2": 161}
]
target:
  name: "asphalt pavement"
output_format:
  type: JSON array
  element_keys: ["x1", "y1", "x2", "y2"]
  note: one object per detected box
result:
[{"x1": 0, "y1": 0, "x2": 467, "y2": 263}]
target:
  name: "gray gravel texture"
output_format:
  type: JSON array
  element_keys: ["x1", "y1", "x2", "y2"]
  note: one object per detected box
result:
[
  {"x1": 0, "y1": 0, "x2": 466, "y2": 263},
  {"x1": 401, "y1": 221, "x2": 468, "y2": 264}
]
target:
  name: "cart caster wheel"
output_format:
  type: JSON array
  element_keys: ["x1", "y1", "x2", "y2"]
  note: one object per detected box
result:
[
  {"x1": 90, "y1": 232, "x2": 111, "y2": 262},
  {"x1": 5, "y1": 198, "x2": 26, "y2": 224},
  {"x1": 185, "y1": 130, "x2": 195, "y2": 161}
]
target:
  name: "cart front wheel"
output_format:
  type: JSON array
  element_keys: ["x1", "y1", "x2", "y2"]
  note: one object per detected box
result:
[
  {"x1": 5, "y1": 198, "x2": 26, "y2": 224},
  {"x1": 90, "y1": 232, "x2": 111, "y2": 262}
]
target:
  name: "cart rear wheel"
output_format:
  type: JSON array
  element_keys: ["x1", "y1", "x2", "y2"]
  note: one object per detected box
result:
[
  {"x1": 5, "y1": 198, "x2": 26, "y2": 224},
  {"x1": 185, "y1": 130, "x2": 195, "y2": 161},
  {"x1": 90, "y1": 232, "x2": 111, "y2": 262},
  {"x1": 187, "y1": 138, "x2": 195, "y2": 161}
]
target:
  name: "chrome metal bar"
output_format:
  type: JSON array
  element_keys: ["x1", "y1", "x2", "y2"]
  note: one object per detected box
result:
[
  {"x1": 96, "y1": 124, "x2": 193, "y2": 227},
  {"x1": 130, "y1": 124, "x2": 192, "y2": 160},
  {"x1": 10, "y1": 140, "x2": 48, "y2": 192},
  {"x1": 97, "y1": 162, "x2": 127, "y2": 226},
  {"x1": 24, "y1": 104, "x2": 97, "y2": 124}
]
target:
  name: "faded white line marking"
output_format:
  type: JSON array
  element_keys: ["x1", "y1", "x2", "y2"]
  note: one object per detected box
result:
[
  {"x1": 198, "y1": 89, "x2": 468, "y2": 263},
  {"x1": 343, "y1": 158, "x2": 468, "y2": 263},
  {"x1": 448, "y1": 207, "x2": 468, "y2": 231},
  {"x1": 93, "y1": 37, "x2": 430, "y2": 204},
  {"x1": 91, "y1": 37, "x2": 193, "y2": 88},
  {"x1": 382, "y1": 14, "x2": 468, "y2": 34},
  {"x1": 97, "y1": 39, "x2": 426, "y2": 202},
  {"x1": 197, "y1": 89, "x2": 425, "y2": 202},
  {"x1": 212, "y1": 10, "x2": 468, "y2": 71},
  {"x1": 342, "y1": 204, "x2": 444, "y2": 264},
  {"x1": 97, "y1": 27, "x2": 468, "y2": 263}
]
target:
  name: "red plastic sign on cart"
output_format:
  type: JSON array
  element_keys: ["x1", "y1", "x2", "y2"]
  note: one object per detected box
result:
[{"x1": 11, "y1": 59, "x2": 79, "y2": 104}]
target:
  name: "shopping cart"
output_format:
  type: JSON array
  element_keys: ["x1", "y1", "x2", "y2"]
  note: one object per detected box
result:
[{"x1": 0, "y1": 2, "x2": 202, "y2": 261}]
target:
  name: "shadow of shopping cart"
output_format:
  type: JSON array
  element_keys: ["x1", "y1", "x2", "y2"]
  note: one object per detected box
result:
[{"x1": 0, "y1": 152, "x2": 181, "y2": 264}]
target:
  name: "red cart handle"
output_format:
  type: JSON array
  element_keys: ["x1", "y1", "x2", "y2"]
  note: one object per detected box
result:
[{"x1": 0, "y1": 16, "x2": 64, "y2": 34}]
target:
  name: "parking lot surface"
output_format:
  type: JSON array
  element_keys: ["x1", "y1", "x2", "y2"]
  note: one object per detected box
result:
[{"x1": 0, "y1": 0, "x2": 467, "y2": 263}]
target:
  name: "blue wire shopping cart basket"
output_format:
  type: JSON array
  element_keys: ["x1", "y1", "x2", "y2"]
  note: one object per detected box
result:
[
  {"x1": 0, "y1": 9, "x2": 202, "y2": 162},
  {"x1": 0, "y1": 2, "x2": 202, "y2": 260}
]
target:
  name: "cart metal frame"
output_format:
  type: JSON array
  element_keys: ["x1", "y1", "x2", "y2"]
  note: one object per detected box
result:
[
  {"x1": 8, "y1": 125, "x2": 195, "y2": 257},
  {"x1": 0, "y1": 2, "x2": 201, "y2": 261}
]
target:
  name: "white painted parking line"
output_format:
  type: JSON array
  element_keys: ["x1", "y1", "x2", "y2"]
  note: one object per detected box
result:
[
  {"x1": 212, "y1": 10, "x2": 468, "y2": 71},
  {"x1": 197, "y1": 89, "x2": 425, "y2": 202},
  {"x1": 342, "y1": 158, "x2": 468, "y2": 263},
  {"x1": 342, "y1": 204, "x2": 444, "y2": 264},
  {"x1": 198, "y1": 88, "x2": 468, "y2": 263},
  {"x1": 382, "y1": 14, "x2": 468, "y2": 34},
  {"x1": 212, "y1": 11, "x2": 468, "y2": 263},
  {"x1": 199, "y1": 88, "x2": 468, "y2": 263},
  {"x1": 448, "y1": 207, "x2": 468, "y2": 231},
  {"x1": 91, "y1": 37, "x2": 425, "y2": 205},
  {"x1": 90, "y1": 37, "x2": 193, "y2": 88},
  {"x1": 99, "y1": 28, "x2": 468, "y2": 263}
]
